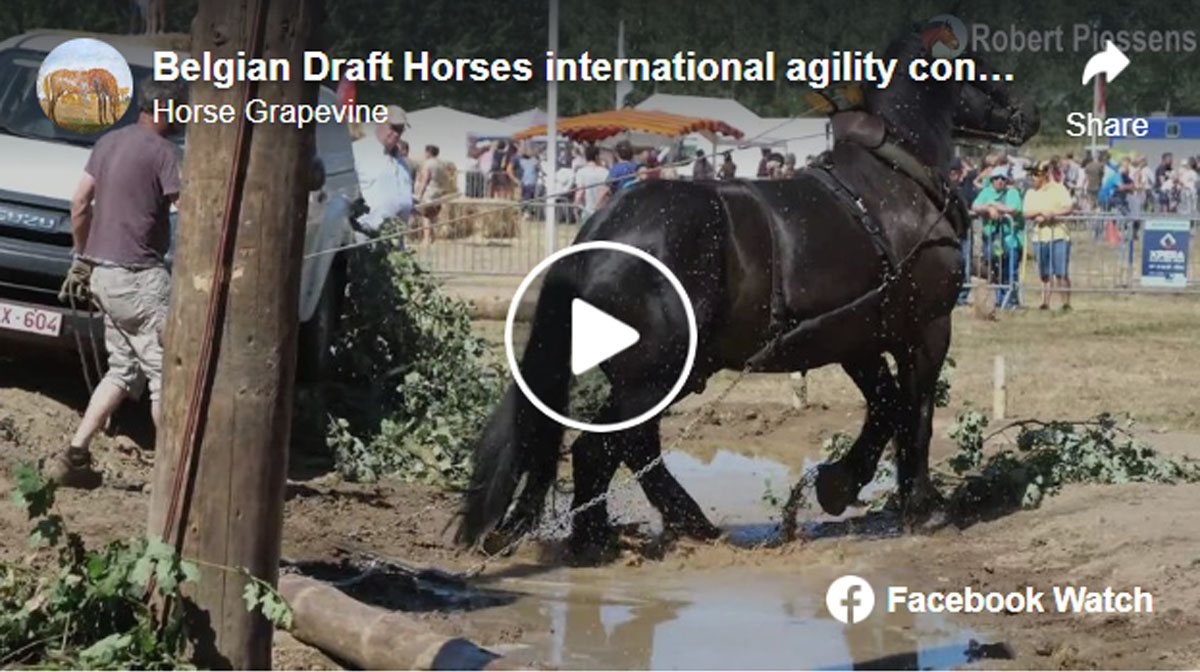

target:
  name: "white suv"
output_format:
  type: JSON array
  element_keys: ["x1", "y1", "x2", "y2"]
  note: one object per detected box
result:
[{"x1": 0, "y1": 31, "x2": 358, "y2": 381}]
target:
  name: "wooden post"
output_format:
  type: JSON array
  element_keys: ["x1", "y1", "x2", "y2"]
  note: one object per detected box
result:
[
  {"x1": 789, "y1": 371, "x2": 808, "y2": 410},
  {"x1": 278, "y1": 576, "x2": 516, "y2": 670},
  {"x1": 147, "y1": 0, "x2": 316, "y2": 667},
  {"x1": 992, "y1": 355, "x2": 1006, "y2": 420}
]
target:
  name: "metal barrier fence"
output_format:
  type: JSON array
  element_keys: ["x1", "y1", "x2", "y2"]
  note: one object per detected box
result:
[
  {"x1": 409, "y1": 196, "x2": 1198, "y2": 293},
  {"x1": 407, "y1": 198, "x2": 580, "y2": 276},
  {"x1": 961, "y1": 213, "x2": 1199, "y2": 306}
]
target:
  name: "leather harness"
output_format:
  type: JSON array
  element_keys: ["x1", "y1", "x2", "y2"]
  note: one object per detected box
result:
[{"x1": 751, "y1": 111, "x2": 969, "y2": 368}]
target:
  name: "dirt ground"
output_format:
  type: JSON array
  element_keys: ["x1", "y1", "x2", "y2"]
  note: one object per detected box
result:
[{"x1": 2, "y1": 295, "x2": 1199, "y2": 669}]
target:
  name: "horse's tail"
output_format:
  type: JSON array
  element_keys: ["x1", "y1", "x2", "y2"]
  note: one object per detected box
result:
[{"x1": 457, "y1": 268, "x2": 574, "y2": 545}]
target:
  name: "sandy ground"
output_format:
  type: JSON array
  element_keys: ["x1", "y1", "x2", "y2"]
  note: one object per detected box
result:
[{"x1": 2, "y1": 296, "x2": 1199, "y2": 669}]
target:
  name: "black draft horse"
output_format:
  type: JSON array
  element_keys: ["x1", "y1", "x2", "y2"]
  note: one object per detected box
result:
[{"x1": 459, "y1": 29, "x2": 1039, "y2": 552}]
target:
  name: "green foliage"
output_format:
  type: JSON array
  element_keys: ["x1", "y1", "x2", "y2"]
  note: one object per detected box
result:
[
  {"x1": 942, "y1": 412, "x2": 1200, "y2": 513},
  {"x1": 821, "y1": 432, "x2": 855, "y2": 461},
  {"x1": 794, "y1": 410, "x2": 1200, "y2": 523},
  {"x1": 934, "y1": 356, "x2": 955, "y2": 409},
  {"x1": 326, "y1": 242, "x2": 504, "y2": 485},
  {"x1": 568, "y1": 369, "x2": 611, "y2": 421},
  {"x1": 1, "y1": 464, "x2": 195, "y2": 669},
  {"x1": 241, "y1": 574, "x2": 293, "y2": 631},
  {"x1": 2, "y1": 464, "x2": 294, "y2": 668},
  {"x1": 946, "y1": 409, "x2": 989, "y2": 475}
]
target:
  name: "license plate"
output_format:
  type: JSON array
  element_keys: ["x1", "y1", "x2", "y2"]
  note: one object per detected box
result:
[{"x1": 0, "y1": 301, "x2": 62, "y2": 337}]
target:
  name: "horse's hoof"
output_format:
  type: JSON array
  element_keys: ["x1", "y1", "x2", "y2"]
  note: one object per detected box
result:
[
  {"x1": 902, "y1": 485, "x2": 949, "y2": 532},
  {"x1": 815, "y1": 462, "x2": 858, "y2": 516},
  {"x1": 567, "y1": 528, "x2": 616, "y2": 560},
  {"x1": 664, "y1": 514, "x2": 722, "y2": 541},
  {"x1": 904, "y1": 507, "x2": 951, "y2": 533},
  {"x1": 480, "y1": 528, "x2": 520, "y2": 556},
  {"x1": 688, "y1": 519, "x2": 723, "y2": 541}
]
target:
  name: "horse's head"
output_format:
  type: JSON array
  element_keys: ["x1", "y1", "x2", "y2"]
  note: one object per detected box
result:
[
  {"x1": 951, "y1": 52, "x2": 1040, "y2": 148},
  {"x1": 867, "y1": 22, "x2": 1040, "y2": 167}
]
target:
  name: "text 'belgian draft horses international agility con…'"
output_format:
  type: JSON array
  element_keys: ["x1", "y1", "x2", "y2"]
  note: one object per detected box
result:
[{"x1": 458, "y1": 26, "x2": 1040, "y2": 555}]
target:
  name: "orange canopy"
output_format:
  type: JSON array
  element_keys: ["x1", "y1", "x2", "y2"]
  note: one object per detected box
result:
[{"x1": 512, "y1": 109, "x2": 744, "y2": 142}]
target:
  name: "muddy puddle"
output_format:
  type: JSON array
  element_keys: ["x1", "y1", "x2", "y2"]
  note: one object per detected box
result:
[
  {"x1": 483, "y1": 564, "x2": 994, "y2": 670},
  {"x1": 297, "y1": 448, "x2": 1003, "y2": 669},
  {"x1": 474, "y1": 450, "x2": 1000, "y2": 670}
]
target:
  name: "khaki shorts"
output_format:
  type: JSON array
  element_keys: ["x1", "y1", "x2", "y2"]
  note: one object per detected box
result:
[{"x1": 89, "y1": 265, "x2": 169, "y2": 402}]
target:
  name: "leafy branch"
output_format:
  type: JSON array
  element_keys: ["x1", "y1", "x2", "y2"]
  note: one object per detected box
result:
[
  {"x1": 1, "y1": 463, "x2": 295, "y2": 669},
  {"x1": 325, "y1": 240, "x2": 504, "y2": 486}
]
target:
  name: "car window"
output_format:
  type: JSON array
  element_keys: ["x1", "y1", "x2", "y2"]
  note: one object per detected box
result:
[{"x1": 0, "y1": 48, "x2": 180, "y2": 148}]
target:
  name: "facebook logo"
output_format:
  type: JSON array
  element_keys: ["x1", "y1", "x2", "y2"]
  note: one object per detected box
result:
[{"x1": 826, "y1": 575, "x2": 876, "y2": 624}]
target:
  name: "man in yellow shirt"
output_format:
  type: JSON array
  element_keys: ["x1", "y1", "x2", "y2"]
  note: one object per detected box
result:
[{"x1": 1024, "y1": 160, "x2": 1075, "y2": 311}]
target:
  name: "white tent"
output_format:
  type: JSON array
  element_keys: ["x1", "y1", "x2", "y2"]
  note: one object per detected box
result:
[
  {"x1": 500, "y1": 107, "x2": 546, "y2": 130},
  {"x1": 630, "y1": 94, "x2": 831, "y2": 178},
  {"x1": 403, "y1": 105, "x2": 521, "y2": 189},
  {"x1": 635, "y1": 93, "x2": 762, "y2": 132}
]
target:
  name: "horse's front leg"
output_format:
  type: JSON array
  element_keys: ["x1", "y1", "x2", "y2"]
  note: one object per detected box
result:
[
  {"x1": 815, "y1": 355, "x2": 901, "y2": 515},
  {"x1": 894, "y1": 316, "x2": 951, "y2": 528}
]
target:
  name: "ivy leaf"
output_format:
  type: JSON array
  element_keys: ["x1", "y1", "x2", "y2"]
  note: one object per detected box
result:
[
  {"x1": 129, "y1": 553, "x2": 155, "y2": 590},
  {"x1": 11, "y1": 463, "x2": 55, "y2": 519},
  {"x1": 79, "y1": 632, "x2": 133, "y2": 666},
  {"x1": 29, "y1": 515, "x2": 64, "y2": 547},
  {"x1": 242, "y1": 575, "x2": 294, "y2": 629}
]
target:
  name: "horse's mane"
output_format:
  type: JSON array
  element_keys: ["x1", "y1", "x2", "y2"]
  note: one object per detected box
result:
[{"x1": 864, "y1": 29, "x2": 960, "y2": 166}]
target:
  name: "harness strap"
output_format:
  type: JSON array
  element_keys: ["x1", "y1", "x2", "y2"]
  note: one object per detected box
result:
[{"x1": 808, "y1": 162, "x2": 899, "y2": 272}]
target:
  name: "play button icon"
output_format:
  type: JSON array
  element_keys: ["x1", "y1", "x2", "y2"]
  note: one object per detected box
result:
[
  {"x1": 505, "y1": 240, "x2": 698, "y2": 434},
  {"x1": 571, "y1": 299, "x2": 640, "y2": 375}
]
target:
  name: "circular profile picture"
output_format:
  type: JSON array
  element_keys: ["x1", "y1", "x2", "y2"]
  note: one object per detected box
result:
[
  {"x1": 37, "y1": 38, "x2": 133, "y2": 133},
  {"x1": 923, "y1": 14, "x2": 968, "y2": 59}
]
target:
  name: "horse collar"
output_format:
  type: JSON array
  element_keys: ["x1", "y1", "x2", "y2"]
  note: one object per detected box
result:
[{"x1": 829, "y1": 110, "x2": 948, "y2": 210}]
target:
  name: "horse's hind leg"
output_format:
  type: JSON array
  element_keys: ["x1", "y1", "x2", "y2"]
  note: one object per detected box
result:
[
  {"x1": 894, "y1": 316, "x2": 951, "y2": 526},
  {"x1": 815, "y1": 355, "x2": 901, "y2": 515},
  {"x1": 624, "y1": 417, "x2": 720, "y2": 540},
  {"x1": 568, "y1": 429, "x2": 622, "y2": 555}
]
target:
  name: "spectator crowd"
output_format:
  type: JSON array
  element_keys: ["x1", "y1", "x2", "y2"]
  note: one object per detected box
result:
[{"x1": 950, "y1": 149, "x2": 1200, "y2": 313}]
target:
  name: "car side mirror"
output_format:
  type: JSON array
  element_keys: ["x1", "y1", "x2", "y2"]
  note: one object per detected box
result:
[{"x1": 307, "y1": 156, "x2": 326, "y2": 192}]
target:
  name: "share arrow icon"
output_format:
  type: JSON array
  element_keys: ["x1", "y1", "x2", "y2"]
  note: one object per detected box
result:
[{"x1": 1082, "y1": 40, "x2": 1130, "y2": 86}]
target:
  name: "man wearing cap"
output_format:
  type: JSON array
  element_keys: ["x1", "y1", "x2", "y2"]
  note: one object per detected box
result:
[
  {"x1": 352, "y1": 105, "x2": 413, "y2": 237},
  {"x1": 972, "y1": 165, "x2": 1025, "y2": 309},
  {"x1": 1025, "y1": 161, "x2": 1075, "y2": 311}
]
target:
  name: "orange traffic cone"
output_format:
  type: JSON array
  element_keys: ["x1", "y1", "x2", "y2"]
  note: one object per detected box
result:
[{"x1": 1104, "y1": 220, "x2": 1121, "y2": 244}]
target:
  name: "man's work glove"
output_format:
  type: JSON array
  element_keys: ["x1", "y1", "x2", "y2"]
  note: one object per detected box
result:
[{"x1": 58, "y1": 256, "x2": 94, "y2": 303}]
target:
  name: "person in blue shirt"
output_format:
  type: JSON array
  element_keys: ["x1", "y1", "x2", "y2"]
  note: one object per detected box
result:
[
  {"x1": 607, "y1": 140, "x2": 639, "y2": 192},
  {"x1": 972, "y1": 166, "x2": 1025, "y2": 308}
]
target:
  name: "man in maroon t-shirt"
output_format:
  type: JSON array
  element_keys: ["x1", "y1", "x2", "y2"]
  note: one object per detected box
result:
[{"x1": 46, "y1": 79, "x2": 186, "y2": 488}]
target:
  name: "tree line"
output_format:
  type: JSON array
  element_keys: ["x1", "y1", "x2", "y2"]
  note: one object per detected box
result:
[{"x1": 4, "y1": 0, "x2": 1198, "y2": 135}]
